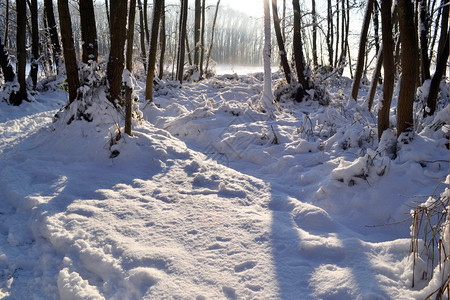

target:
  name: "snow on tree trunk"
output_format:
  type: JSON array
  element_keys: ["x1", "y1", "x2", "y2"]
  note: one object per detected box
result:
[{"x1": 261, "y1": 0, "x2": 274, "y2": 111}]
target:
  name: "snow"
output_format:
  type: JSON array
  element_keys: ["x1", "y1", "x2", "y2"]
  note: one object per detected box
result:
[{"x1": 0, "y1": 69, "x2": 448, "y2": 299}]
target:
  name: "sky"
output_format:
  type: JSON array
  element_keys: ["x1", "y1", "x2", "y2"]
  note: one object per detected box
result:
[
  {"x1": 202, "y1": 0, "x2": 264, "y2": 18},
  {"x1": 223, "y1": 0, "x2": 264, "y2": 17}
]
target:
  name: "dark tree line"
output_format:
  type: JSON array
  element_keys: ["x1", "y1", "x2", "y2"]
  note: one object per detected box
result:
[{"x1": 0, "y1": 0, "x2": 448, "y2": 141}]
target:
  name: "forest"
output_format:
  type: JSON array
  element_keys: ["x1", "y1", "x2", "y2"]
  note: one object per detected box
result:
[{"x1": 0, "y1": 0, "x2": 449, "y2": 298}]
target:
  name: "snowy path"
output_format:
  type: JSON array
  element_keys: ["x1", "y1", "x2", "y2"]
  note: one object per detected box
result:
[{"x1": 0, "y1": 76, "x2": 448, "y2": 299}]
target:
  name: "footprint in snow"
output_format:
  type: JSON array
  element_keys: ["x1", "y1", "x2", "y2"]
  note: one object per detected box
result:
[{"x1": 234, "y1": 261, "x2": 257, "y2": 273}]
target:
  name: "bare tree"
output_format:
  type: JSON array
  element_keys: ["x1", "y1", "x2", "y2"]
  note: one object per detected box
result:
[
  {"x1": 15, "y1": 0, "x2": 27, "y2": 105},
  {"x1": 351, "y1": 0, "x2": 374, "y2": 101},
  {"x1": 205, "y1": 0, "x2": 221, "y2": 76},
  {"x1": 194, "y1": 0, "x2": 201, "y2": 66},
  {"x1": 261, "y1": 0, "x2": 274, "y2": 110},
  {"x1": 0, "y1": 37, "x2": 15, "y2": 83},
  {"x1": 107, "y1": 0, "x2": 128, "y2": 103},
  {"x1": 176, "y1": 0, "x2": 188, "y2": 83},
  {"x1": 312, "y1": 0, "x2": 318, "y2": 69},
  {"x1": 425, "y1": 28, "x2": 449, "y2": 116},
  {"x1": 159, "y1": 0, "x2": 166, "y2": 79},
  {"x1": 137, "y1": 0, "x2": 147, "y2": 69},
  {"x1": 292, "y1": 0, "x2": 310, "y2": 97},
  {"x1": 272, "y1": 0, "x2": 291, "y2": 84},
  {"x1": 125, "y1": 0, "x2": 137, "y2": 136},
  {"x1": 80, "y1": 0, "x2": 99, "y2": 63},
  {"x1": 44, "y1": 0, "x2": 62, "y2": 74},
  {"x1": 146, "y1": 0, "x2": 164, "y2": 101},
  {"x1": 419, "y1": 0, "x2": 431, "y2": 82},
  {"x1": 199, "y1": 0, "x2": 206, "y2": 77},
  {"x1": 397, "y1": 0, "x2": 418, "y2": 136},
  {"x1": 378, "y1": 0, "x2": 395, "y2": 140},
  {"x1": 58, "y1": 0, "x2": 80, "y2": 104},
  {"x1": 29, "y1": 0, "x2": 39, "y2": 89}
]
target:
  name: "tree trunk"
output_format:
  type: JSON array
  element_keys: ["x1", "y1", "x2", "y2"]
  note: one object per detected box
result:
[
  {"x1": 312, "y1": 0, "x2": 318, "y2": 69},
  {"x1": 205, "y1": 0, "x2": 220, "y2": 76},
  {"x1": 378, "y1": 0, "x2": 395, "y2": 140},
  {"x1": 327, "y1": 0, "x2": 334, "y2": 67},
  {"x1": 351, "y1": 0, "x2": 374, "y2": 101},
  {"x1": 80, "y1": 0, "x2": 99, "y2": 63},
  {"x1": 373, "y1": 0, "x2": 380, "y2": 62},
  {"x1": 334, "y1": 0, "x2": 340, "y2": 68},
  {"x1": 4, "y1": 0, "x2": 9, "y2": 45},
  {"x1": 425, "y1": 28, "x2": 449, "y2": 116},
  {"x1": 144, "y1": 0, "x2": 150, "y2": 44},
  {"x1": 0, "y1": 37, "x2": 15, "y2": 82},
  {"x1": 15, "y1": 0, "x2": 27, "y2": 105},
  {"x1": 185, "y1": 34, "x2": 192, "y2": 66},
  {"x1": 107, "y1": 0, "x2": 128, "y2": 103},
  {"x1": 436, "y1": 0, "x2": 449, "y2": 60},
  {"x1": 158, "y1": 0, "x2": 166, "y2": 79},
  {"x1": 176, "y1": 0, "x2": 188, "y2": 83},
  {"x1": 145, "y1": 0, "x2": 163, "y2": 102},
  {"x1": 199, "y1": 0, "x2": 206, "y2": 78},
  {"x1": 44, "y1": 0, "x2": 62, "y2": 74},
  {"x1": 137, "y1": 0, "x2": 147, "y2": 70},
  {"x1": 368, "y1": 45, "x2": 382, "y2": 111},
  {"x1": 194, "y1": 0, "x2": 201, "y2": 66},
  {"x1": 397, "y1": 0, "x2": 418, "y2": 136},
  {"x1": 261, "y1": 0, "x2": 274, "y2": 110},
  {"x1": 58, "y1": 0, "x2": 80, "y2": 104},
  {"x1": 125, "y1": 0, "x2": 137, "y2": 136},
  {"x1": 292, "y1": 0, "x2": 310, "y2": 95},
  {"x1": 29, "y1": 0, "x2": 39, "y2": 89},
  {"x1": 419, "y1": 0, "x2": 431, "y2": 82},
  {"x1": 272, "y1": 0, "x2": 291, "y2": 84},
  {"x1": 105, "y1": 0, "x2": 111, "y2": 33}
]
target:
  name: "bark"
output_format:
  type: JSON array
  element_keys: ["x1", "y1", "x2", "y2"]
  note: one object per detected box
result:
[
  {"x1": 145, "y1": 0, "x2": 164, "y2": 101},
  {"x1": 334, "y1": 0, "x2": 340, "y2": 68},
  {"x1": 436, "y1": 0, "x2": 449, "y2": 60},
  {"x1": 144, "y1": 0, "x2": 150, "y2": 44},
  {"x1": 194, "y1": 0, "x2": 201, "y2": 66},
  {"x1": 373, "y1": 0, "x2": 380, "y2": 59},
  {"x1": 4, "y1": 0, "x2": 8, "y2": 44},
  {"x1": 0, "y1": 37, "x2": 15, "y2": 82},
  {"x1": 107, "y1": 0, "x2": 128, "y2": 103},
  {"x1": 261, "y1": 0, "x2": 274, "y2": 110},
  {"x1": 105, "y1": 0, "x2": 110, "y2": 32},
  {"x1": 205, "y1": 0, "x2": 220, "y2": 76},
  {"x1": 378, "y1": 0, "x2": 395, "y2": 140},
  {"x1": 327, "y1": 0, "x2": 334, "y2": 66},
  {"x1": 292, "y1": 0, "x2": 310, "y2": 94},
  {"x1": 312, "y1": 0, "x2": 318, "y2": 69},
  {"x1": 368, "y1": 45, "x2": 382, "y2": 111},
  {"x1": 185, "y1": 34, "x2": 192, "y2": 66},
  {"x1": 137, "y1": 0, "x2": 147, "y2": 69},
  {"x1": 419, "y1": 0, "x2": 431, "y2": 82},
  {"x1": 44, "y1": 0, "x2": 62, "y2": 73},
  {"x1": 351, "y1": 0, "x2": 374, "y2": 101},
  {"x1": 16, "y1": 0, "x2": 27, "y2": 105},
  {"x1": 158, "y1": 0, "x2": 166, "y2": 80},
  {"x1": 29, "y1": 0, "x2": 39, "y2": 88},
  {"x1": 125, "y1": 0, "x2": 137, "y2": 136},
  {"x1": 176, "y1": 0, "x2": 188, "y2": 83},
  {"x1": 272, "y1": 0, "x2": 291, "y2": 84},
  {"x1": 80, "y1": 0, "x2": 99, "y2": 63},
  {"x1": 199, "y1": 0, "x2": 206, "y2": 78},
  {"x1": 58, "y1": 0, "x2": 80, "y2": 104},
  {"x1": 397, "y1": 0, "x2": 418, "y2": 136},
  {"x1": 425, "y1": 28, "x2": 449, "y2": 116}
]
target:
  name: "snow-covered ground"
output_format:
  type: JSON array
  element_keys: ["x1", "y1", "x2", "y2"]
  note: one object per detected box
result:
[{"x1": 0, "y1": 70, "x2": 448, "y2": 299}]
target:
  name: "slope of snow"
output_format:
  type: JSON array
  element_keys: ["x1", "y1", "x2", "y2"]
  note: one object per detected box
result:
[{"x1": 0, "y1": 72, "x2": 448, "y2": 299}]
